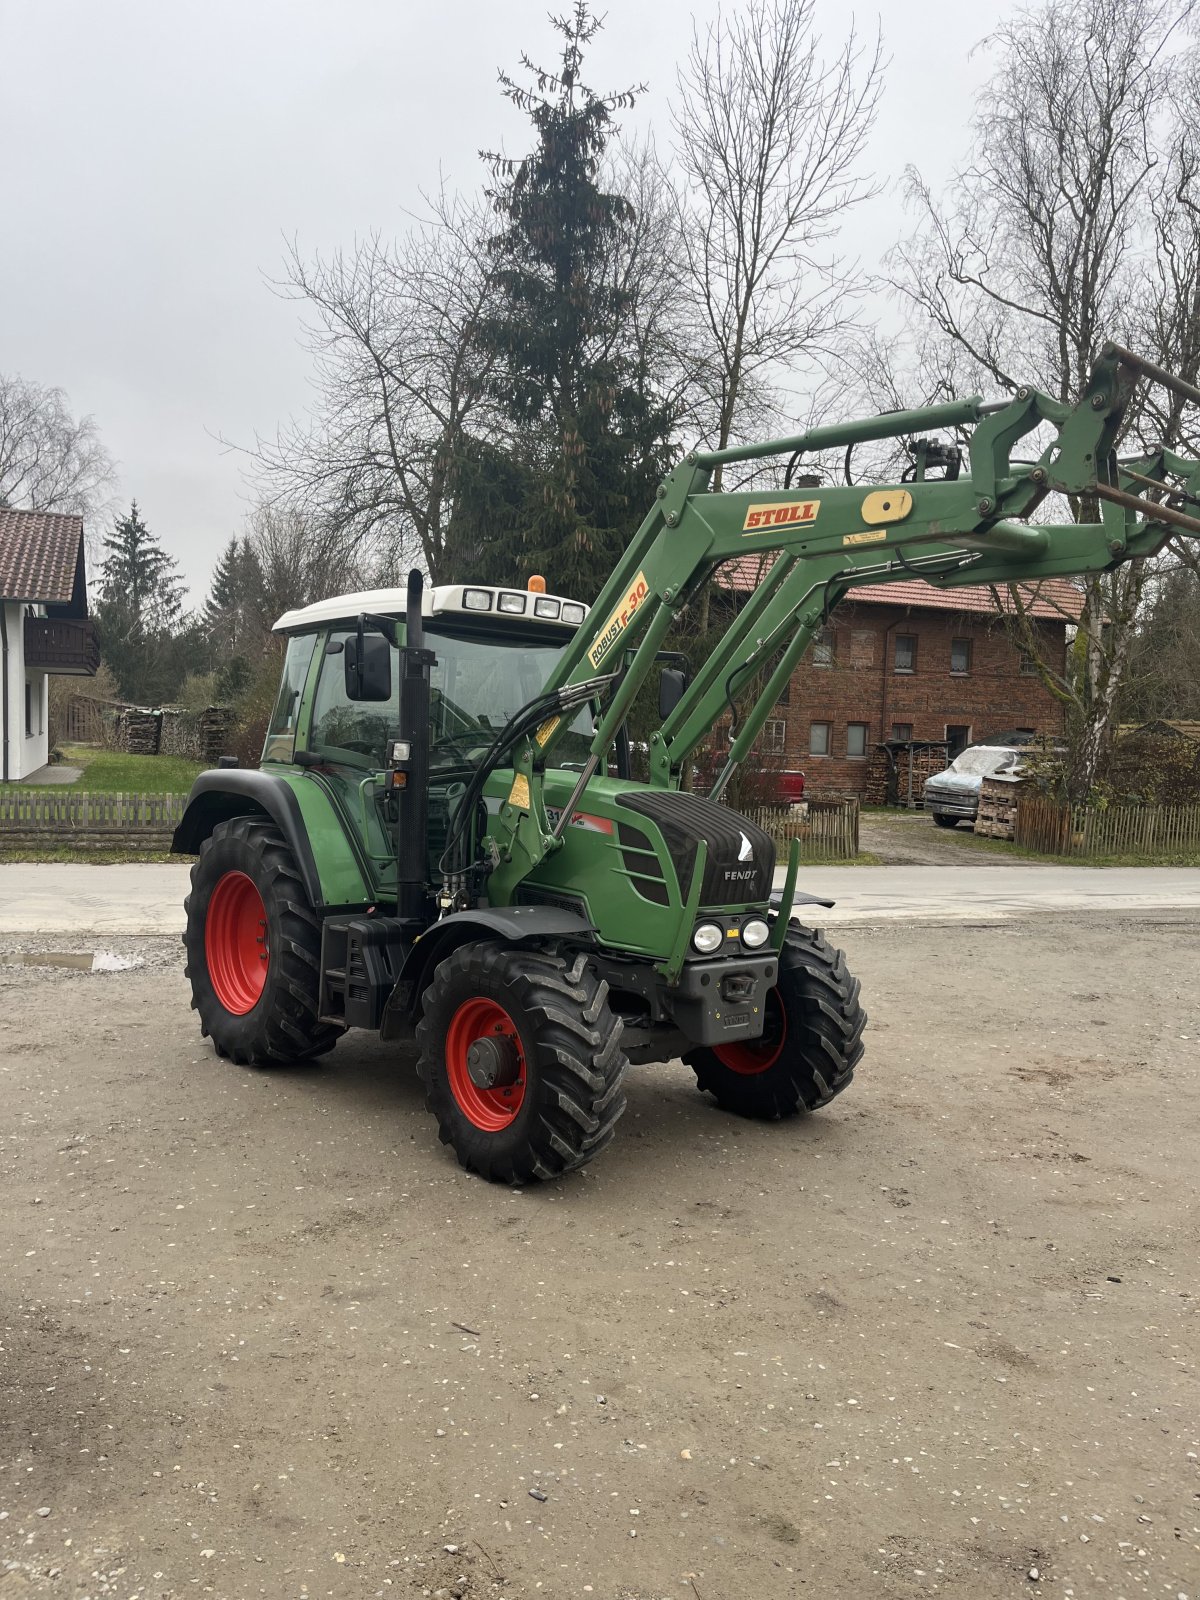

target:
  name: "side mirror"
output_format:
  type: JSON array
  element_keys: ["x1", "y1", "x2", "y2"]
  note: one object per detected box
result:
[
  {"x1": 345, "y1": 632, "x2": 392, "y2": 701},
  {"x1": 658, "y1": 666, "x2": 689, "y2": 720}
]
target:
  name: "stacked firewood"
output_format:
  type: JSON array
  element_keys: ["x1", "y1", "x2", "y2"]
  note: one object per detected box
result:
[
  {"x1": 974, "y1": 775, "x2": 1026, "y2": 839},
  {"x1": 118, "y1": 709, "x2": 162, "y2": 755}
]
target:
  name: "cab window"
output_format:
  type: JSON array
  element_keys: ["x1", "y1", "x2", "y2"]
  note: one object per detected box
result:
[
  {"x1": 309, "y1": 630, "x2": 396, "y2": 768},
  {"x1": 262, "y1": 633, "x2": 317, "y2": 763}
]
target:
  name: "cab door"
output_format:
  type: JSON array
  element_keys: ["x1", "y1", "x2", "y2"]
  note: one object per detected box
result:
[{"x1": 301, "y1": 627, "x2": 399, "y2": 897}]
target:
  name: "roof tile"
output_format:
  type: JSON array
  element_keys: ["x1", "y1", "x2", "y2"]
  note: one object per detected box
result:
[
  {"x1": 0, "y1": 509, "x2": 86, "y2": 604},
  {"x1": 718, "y1": 556, "x2": 1084, "y2": 620}
]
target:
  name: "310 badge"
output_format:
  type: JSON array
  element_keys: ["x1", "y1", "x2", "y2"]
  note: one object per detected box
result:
[{"x1": 587, "y1": 571, "x2": 651, "y2": 668}]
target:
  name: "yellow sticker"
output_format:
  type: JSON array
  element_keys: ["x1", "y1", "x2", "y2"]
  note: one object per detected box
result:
[
  {"x1": 586, "y1": 570, "x2": 651, "y2": 669},
  {"x1": 843, "y1": 528, "x2": 888, "y2": 546},
  {"x1": 508, "y1": 773, "x2": 530, "y2": 810},
  {"x1": 535, "y1": 715, "x2": 562, "y2": 747},
  {"x1": 742, "y1": 500, "x2": 820, "y2": 534}
]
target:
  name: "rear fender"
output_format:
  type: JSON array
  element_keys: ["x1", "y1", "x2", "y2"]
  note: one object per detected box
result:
[
  {"x1": 379, "y1": 906, "x2": 595, "y2": 1040},
  {"x1": 171, "y1": 770, "x2": 370, "y2": 910}
]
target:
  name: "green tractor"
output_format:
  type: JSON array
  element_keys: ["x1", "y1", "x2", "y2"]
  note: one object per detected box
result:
[{"x1": 175, "y1": 342, "x2": 1200, "y2": 1181}]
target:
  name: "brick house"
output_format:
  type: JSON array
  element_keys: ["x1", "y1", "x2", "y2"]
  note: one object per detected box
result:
[{"x1": 720, "y1": 570, "x2": 1081, "y2": 798}]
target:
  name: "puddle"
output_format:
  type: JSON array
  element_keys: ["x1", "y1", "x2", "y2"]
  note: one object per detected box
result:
[{"x1": 21, "y1": 951, "x2": 144, "y2": 973}]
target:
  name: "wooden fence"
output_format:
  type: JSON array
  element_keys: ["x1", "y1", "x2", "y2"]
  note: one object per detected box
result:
[
  {"x1": 0, "y1": 790, "x2": 188, "y2": 849},
  {"x1": 743, "y1": 798, "x2": 860, "y2": 860},
  {"x1": 0, "y1": 786, "x2": 861, "y2": 860},
  {"x1": 1015, "y1": 795, "x2": 1200, "y2": 857}
]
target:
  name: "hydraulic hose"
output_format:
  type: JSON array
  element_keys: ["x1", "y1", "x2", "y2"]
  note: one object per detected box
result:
[{"x1": 437, "y1": 674, "x2": 618, "y2": 883}]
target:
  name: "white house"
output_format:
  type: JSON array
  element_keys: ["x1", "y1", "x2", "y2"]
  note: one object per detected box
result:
[{"x1": 0, "y1": 509, "x2": 98, "y2": 781}]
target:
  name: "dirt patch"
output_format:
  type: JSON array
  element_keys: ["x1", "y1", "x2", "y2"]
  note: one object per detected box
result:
[
  {"x1": 2, "y1": 913, "x2": 1199, "y2": 1597},
  {"x1": 859, "y1": 808, "x2": 1042, "y2": 866}
]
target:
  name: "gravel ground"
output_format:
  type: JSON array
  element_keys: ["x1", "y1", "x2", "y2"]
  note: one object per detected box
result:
[
  {"x1": 857, "y1": 810, "x2": 1038, "y2": 867},
  {"x1": 2, "y1": 914, "x2": 1198, "y2": 1600}
]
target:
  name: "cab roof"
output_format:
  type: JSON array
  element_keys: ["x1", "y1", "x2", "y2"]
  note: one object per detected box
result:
[{"x1": 272, "y1": 582, "x2": 590, "y2": 634}]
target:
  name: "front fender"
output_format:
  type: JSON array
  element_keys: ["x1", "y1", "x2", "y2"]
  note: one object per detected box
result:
[
  {"x1": 171, "y1": 769, "x2": 370, "y2": 910},
  {"x1": 379, "y1": 906, "x2": 595, "y2": 1040}
]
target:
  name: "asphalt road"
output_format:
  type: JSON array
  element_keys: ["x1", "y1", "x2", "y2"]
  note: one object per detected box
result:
[{"x1": 2, "y1": 860, "x2": 1200, "y2": 934}]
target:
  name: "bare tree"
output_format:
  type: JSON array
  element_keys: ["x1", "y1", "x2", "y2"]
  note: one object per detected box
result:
[
  {"x1": 245, "y1": 501, "x2": 380, "y2": 625},
  {"x1": 894, "y1": 0, "x2": 1193, "y2": 797},
  {"x1": 0, "y1": 373, "x2": 114, "y2": 517},
  {"x1": 248, "y1": 190, "x2": 502, "y2": 582},
  {"x1": 670, "y1": 0, "x2": 884, "y2": 480}
]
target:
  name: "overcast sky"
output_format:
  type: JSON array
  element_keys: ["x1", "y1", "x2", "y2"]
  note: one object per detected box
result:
[{"x1": 0, "y1": 0, "x2": 1020, "y2": 602}]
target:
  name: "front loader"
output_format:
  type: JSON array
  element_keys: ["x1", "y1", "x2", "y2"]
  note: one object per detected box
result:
[{"x1": 174, "y1": 342, "x2": 1200, "y2": 1182}]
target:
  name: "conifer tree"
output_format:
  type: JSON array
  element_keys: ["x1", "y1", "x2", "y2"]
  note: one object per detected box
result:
[
  {"x1": 457, "y1": 4, "x2": 672, "y2": 598},
  {"x1": 94, "y1": 501, "x2": 190, "y2": 703}
]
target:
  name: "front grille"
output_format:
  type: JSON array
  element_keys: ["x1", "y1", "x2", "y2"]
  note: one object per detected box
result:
[{"x1": 616, "y1": 821, "x2": 670, "y2": 905}]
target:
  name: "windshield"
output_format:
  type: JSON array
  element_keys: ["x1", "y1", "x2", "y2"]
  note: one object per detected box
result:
[
  {"x1": 949, "y1": 746, "x2": 1020, "y2": 777},
  {"x1": 303, "y1": 622, "x2": 595, "y2": 773},
  {"x1": 427, "y1": 625, "x2": 594, "y2": 767}
]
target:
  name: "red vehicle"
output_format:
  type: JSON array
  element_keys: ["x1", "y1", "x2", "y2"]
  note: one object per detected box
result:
[{"x1": 774, "y1": 769, "x2": 806, "y2": 806}]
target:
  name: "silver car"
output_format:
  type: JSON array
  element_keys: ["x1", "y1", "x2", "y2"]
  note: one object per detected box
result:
[{"x1": 924, "y1": 742, "x2": 1026, "y2": 828}]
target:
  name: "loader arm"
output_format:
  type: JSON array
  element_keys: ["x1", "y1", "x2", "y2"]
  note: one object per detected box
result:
[{"x1": 485, "y1": 342, "x2": 1200, "y2": 901}]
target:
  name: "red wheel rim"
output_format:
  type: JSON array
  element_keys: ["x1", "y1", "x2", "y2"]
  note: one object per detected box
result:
[
  {"x1": 712, "y1": 987, "x2": 787, "y2": 1075},
  {"x1": 445, "y1": 998, "x2": 527, "y2": 1131},
  {"x1": 205, "y1": 870, "x2": 269, "y2": 1015}
]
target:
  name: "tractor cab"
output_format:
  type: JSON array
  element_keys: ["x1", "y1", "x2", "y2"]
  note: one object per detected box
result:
[{"x1": 262, "y1": 580, "x2": 595, "y2": 901}]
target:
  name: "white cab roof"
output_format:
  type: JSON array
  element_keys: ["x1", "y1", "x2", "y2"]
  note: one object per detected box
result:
[{"x1": 272, "y1": 582, "x2": 590, "y2": 634}]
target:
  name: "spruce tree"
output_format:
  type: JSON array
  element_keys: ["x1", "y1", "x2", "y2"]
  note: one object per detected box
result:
[
  {"x1": 98, "y1": 501, "x2": 185, "y2": 632},
  {"x1": 204, "y1": 535, "x2": 265, "y2": 654},
  {"x1": 94, "y1": 501, "x2": 189, "y2": 703},
  {"x1": 458, "y1": 3, "x2": 670, "y2": 600}
]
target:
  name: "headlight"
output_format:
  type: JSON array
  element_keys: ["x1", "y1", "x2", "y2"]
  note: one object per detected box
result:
[
  {"x1": 533, "y1": 596, "x2": 561, "y2": 619},
  {"x1": 462, "y1": 588, "x2": 493, "y2": 610},
  {"x1": 498, "y1": 591, "x2": 527, "y2": 614},
  {"x1": 692, "y1": 922, "x2": 723, "y2": 954},
  {"x1": 741, "y1": 918, "x2": 770, "y2": 949},
  {"x1": 561, "y1": 602, "x2": 586, "y2": 624}
]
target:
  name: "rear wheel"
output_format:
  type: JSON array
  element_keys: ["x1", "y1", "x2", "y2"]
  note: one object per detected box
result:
[
  {"x1": 686, "y1": 924, "x2": 866, "y2": 1119},
  {"x1": 416, "y1": 942, "x2": 627, "y2": 1182},
  {"x1": 932, "y1": 813, "x2": 960, "y2": 828},
  {"x1": 183, "y1": 816, "x2": 342, "y2": 1065}
]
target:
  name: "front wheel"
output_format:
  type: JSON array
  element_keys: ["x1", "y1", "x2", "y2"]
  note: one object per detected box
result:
[
  {"x1": 183, "y1": 816, "x2": 343, "y2": 1066},
  {"x1": 932, "y1": 813, "x2": 960, "y2": 828},
  {"x1": 686, "y1": 924, "x2": 866, "y2": 1119},
  {"x1": 415, "y1": 942, "x2": 628, "y2": 1182}
]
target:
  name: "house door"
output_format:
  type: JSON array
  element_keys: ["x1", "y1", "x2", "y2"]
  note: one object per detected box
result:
[{"x1": 945, "y1": 724, "x2": 971, "y2": 760}]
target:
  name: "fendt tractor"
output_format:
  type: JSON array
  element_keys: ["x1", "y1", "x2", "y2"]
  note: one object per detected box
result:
[{"x1": 175, "y1": 343, "x2": 1200, "y2": 1182}]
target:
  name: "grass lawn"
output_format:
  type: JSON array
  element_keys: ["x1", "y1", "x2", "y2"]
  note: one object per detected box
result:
[{"x1": 29, "y1": 744, "x2": 204, "y2": 794}]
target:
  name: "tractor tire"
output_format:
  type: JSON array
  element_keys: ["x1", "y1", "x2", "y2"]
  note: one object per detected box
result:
[
  {"x1": 685, "y1": 924, "x2": 866, "y2": 1119},
  {"x1": 415, "y1": 941, "x2": 627, "y2": 1183},
  {"x1": 932, "y1": 813, "x2": 960, "y2": 828},
  {"x1": 183, "y1": 815, "x2": 342, "y2": 1066}
]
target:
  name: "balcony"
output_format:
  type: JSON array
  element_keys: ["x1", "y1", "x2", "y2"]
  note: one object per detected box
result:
[{"x1": 24, "y1": 615, "x2": 101, "y2": 676}]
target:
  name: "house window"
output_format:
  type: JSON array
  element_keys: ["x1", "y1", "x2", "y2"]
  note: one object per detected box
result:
[
  {"x1": 847, "y1": 722, "x2": 868, "y2": 759},
  {"x1": 25, "y1": 681, "x2": 33, "y2": 737},
  {"x1": 762, "y1": 718, "x2": 786, "y2": 755},
  {"x1": 894, "y1": 634, "x2": 917, "y2": 673},
  {"x1": 809, "y1": 721, "x2": 831, "y2": 756},
  {"x1": 813, "y1": 626, "x2": 834, "y2": 667},
  {"x1": 777, "y1": 680, "x2": 790, "y2": 707},
  {"x1": 890, "y1": 722, "x2": 913, "y2": 741},
  {"x1": 1019, "y1": 650, "x2": 1039, "y2": 676},
  {"x1": 850, "y1": 630, "x2": 875, "y2": 668},
  {"x1": 950, "y1": 638, "x2": 972, "y2": 675}
]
